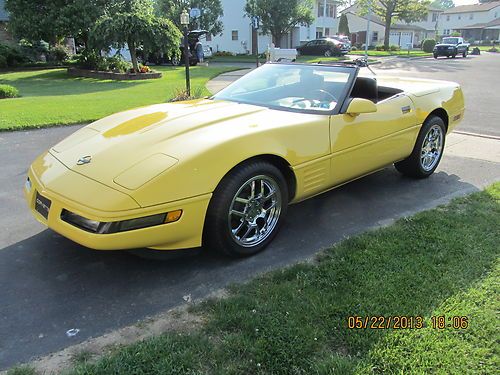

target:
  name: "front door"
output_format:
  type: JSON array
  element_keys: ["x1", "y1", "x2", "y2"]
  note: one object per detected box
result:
[{"x1": 328, "y1": 94, "x2": 419, "y2": 186}]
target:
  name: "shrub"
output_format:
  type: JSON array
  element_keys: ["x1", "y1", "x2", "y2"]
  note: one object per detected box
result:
[
  {"x1": 76, "y1": 50, "x2": 106, "y2": 70},
  {"x1": 389, "y1": 44, "x2": 400, "y2": 51},
  {"x1": 107, "y1": 56, "x2": 131, "y2": 73},
  {"x1": 0, "y1": 43, "x2": 27, "y2": 67},
  {"x1": 375, "y1": 44, "x2": 386, "y2": 51},
  {"x1": 0, "y1": 84, "x2": 20, "y2": 99},
  {"x1": 213, "y1": 51, "x2": 234, "y2": 57},
  {"x1": 422, "y1": 39, "x2": 437, "y2": 53},
  {"x1": 487, "y1": 47, "x2": 498, "y2": 52},
  {"x1": 48, "y1": 44, "x2": 70, "y2": 64},
  {"x1": 0, "y1": 54, "x2": 7, "y2": 68}
]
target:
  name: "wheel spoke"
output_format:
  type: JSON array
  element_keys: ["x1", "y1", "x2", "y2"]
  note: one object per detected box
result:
[
  {"x1": 230, "y1": 209, "x2": 245, "y2": 218},
  {"x1": 235, "y1": 197, "x2": 249, "y2": 204}
]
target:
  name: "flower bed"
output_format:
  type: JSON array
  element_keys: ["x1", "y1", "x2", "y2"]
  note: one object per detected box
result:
[{"x1": 67, "y1": 67, "x2": 161, "y2": 80}]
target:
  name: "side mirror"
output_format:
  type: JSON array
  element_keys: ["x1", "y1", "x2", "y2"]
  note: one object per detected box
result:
[{"x1": 346, "y1": 98, "x2": 377, "y2": 115}]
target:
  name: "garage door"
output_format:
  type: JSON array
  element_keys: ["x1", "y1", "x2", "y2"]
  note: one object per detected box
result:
[{"x1": 389, "y1": 31, "x2": 413, "y2": 47}]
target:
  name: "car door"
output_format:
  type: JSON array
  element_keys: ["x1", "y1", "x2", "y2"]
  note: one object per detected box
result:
[
  {"x1": 304, "y1": 40, "x2": 317, "y2": 55},
  {"x1": 328, "y1": 93, "x2": 419, "y2": 186},
  {"x1": 315, "y1": 40, "x2": 327, "y2": 55}
]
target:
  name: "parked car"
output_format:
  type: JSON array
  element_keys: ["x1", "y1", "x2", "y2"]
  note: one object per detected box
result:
[
  {"x1": 433, "y1": 37, "x2": 470, "y2": 58},
  {"x1": 297, "y1": 38, "x2": 350, "y2": 57},
  {"x1": 331, "y1": 35, "x2": 352, "y2": 49},
  {"x1": 25, "y1": 62, "x2": 464, "y2": 257}
]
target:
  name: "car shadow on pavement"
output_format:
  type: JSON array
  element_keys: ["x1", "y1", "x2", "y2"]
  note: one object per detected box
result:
[{"x1": 0, "y1": 164, "x2": 481, "y2": 369}]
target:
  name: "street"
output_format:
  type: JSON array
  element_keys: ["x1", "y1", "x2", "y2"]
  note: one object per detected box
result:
[{"x1": 0, "y1": 53, "x2": 499, "y2": 370}]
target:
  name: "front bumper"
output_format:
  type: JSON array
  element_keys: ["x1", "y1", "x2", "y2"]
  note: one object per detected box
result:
[{"x1": 25, "y1": 153, "x2": 211, "y2": 251}]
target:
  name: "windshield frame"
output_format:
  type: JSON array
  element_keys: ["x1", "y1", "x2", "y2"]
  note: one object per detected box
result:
[{"x1": 211, "y1": 62, "x2": 359, "y2": 116}]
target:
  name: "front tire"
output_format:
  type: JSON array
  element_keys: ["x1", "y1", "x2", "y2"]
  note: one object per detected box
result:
[
  {"x1": 433, "y1": 53, "x2": 438, "y2": 59},
  {"x1": 324, "y1": 50, "x2": 332, "y2": 57},
  {"x1": 204, "y1": 161, "x2": 288, "y2": 257},
  {"x1": 463, "y1": 50, "x2": 467, "y2": 58},
  {"x1": 395, "y1": 116, "x2": 446, "y2": 179}
]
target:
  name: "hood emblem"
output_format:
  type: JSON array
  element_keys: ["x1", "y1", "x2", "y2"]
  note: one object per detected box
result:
[{"x1": 77, "y1": 155, "x2": 92, "y2": 165}]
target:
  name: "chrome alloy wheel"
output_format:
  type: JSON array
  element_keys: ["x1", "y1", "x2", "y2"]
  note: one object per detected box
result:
[
  {"x1": 228, "y1": 175, "x2": 282, "y2": 247},
  {"x1": 420, "y1": 124, "x2": 444, "y2": 172}
]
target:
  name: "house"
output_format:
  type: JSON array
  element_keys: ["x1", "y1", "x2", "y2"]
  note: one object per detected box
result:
[
  {"x1": 340, "y1": 3, "x2": 437, "y2": 48},
  {"x1": 0, "y1": 0, "x2": 13, "y2": 45},
  {"x1": 205, "y1": 0, "x2": 340, "y2": 54},
  {"x1": 440, "y1": 1, "x2": 500, "y2": 42}
]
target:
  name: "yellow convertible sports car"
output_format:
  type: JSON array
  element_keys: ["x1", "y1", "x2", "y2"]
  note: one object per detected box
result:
[{"x1": 25, "y1": 62, "x2": 464, "y2": 257}]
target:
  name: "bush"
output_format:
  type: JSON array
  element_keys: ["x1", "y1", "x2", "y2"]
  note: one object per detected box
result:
[
  {"x1": 48, "y1": 44, "x2": 70, "y2": 64},
  {"x1": 0, "y1": 43, "x2": 27, "y2": 67},
  {"x1": 375, "y1": 44, "x2": 386, "y2": 51},
  {"x1": 75, "y1": 50, "x2": 106, "y2": 70},
  {"x1": 0, "y1": 54, "x2": 7, "y2": 68},
  {"x1": 107, "y1": 55, "x2": 131, "y2": 73},
  {"x1": 0, "y1": 84, "x2": 20, "y2": 99},
  {"x1": 18, "y1": 39, "x2": 49, "y2": 62},
  {"x1": 389, "y1": 44, "x2": 400, "y2": 51},
  {"x1": 422, "y1": 39, "x2": 437, "y2": 53},
  {"x1": 213, "y1": 51, "x2": 234, "y2": 57},
  {"x1": 487, "y1": 47, "x2": 498, "y2": 52}
]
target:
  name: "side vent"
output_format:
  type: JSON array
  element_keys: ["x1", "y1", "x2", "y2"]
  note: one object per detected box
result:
[{"x1": 302, "y1": 161, "x2": 328, "y2": 194}]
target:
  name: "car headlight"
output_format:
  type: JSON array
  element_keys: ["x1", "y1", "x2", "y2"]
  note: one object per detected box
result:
[{"x1": 61, "y1": 209, "x2": 182, "y2": 234}]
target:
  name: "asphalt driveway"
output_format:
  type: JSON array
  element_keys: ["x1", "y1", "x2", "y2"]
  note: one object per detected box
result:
[{"x1": 1, "y1": 54, "x2": 499, "y2": 370}]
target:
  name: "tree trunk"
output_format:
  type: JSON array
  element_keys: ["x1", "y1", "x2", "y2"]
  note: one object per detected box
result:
[
  {"x1": 384, "y1": 12, "x2": 392, "y2": 50},
  {"x1": 128, "y1": 38, "x2": 139, "y2": 72},
  {"x1": 272, "y1": 32, "x2": 282, "y2": 48}
]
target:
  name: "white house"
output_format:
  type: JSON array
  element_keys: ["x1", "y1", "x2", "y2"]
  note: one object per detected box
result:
[
  {"x1": 440, "y1": 1, "x2": 500, "y2": 42},
  {"x1": 205, "y1": 0, "x2": 340, "y2": 54},
  {"x1": 340, "y1": 3, "x2": 433, "y2": 48}
]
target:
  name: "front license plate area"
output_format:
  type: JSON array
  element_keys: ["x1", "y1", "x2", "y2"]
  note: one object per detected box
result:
[{"x1": 35, "y1": 192, "x2": 51, "y2": 219}]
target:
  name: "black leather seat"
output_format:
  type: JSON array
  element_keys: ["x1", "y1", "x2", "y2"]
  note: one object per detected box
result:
[{"x1": 350, "y1": 77, "x2": 378, "y2": 103}]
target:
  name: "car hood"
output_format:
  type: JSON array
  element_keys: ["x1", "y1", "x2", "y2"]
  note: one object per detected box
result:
[
  {"x1": 435, "y1": 43, "x2": 456, "y2": 47},
  {"x1": 50, "y1": 99, "x2": 267, "y2": 191}
]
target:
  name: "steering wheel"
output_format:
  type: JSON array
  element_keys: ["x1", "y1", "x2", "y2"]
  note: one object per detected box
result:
[{"x1": 310, "y1": 89, "x2": 337, "y2": 103}]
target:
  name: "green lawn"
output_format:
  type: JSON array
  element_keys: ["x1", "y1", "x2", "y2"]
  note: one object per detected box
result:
[
  {"x1": 471, "y1": 45, "x2": 499, "y2": 52},
  {"x1": 11, "y1": 184, "x2": 497, "y2": 375},
  {"x1": 0, "y1": 66, "x2": 238, "y2": 130},
  {"x1": 349, "y1": 50, "x2": 432, "y2": 57}
]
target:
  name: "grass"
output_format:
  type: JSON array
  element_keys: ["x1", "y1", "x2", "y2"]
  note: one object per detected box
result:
[
  {"x1": 52, "y1": 183, "x2": 499, "y2": 375},
  {"x1": 349, "y1": 50, "x2": 432, "y2": 57},
  {"x1": 0, "y1": 66, "x2": 239, "y2": 130}
]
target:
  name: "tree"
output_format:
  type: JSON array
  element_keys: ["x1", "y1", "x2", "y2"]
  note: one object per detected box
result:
[
  {"x1": 5, "y1": 0, "x2": 109, "y2": 46},
  {"x1": 430, "y1": 0, "x2": 454, "y2": 9},
  {"x1": 338, "y1": 13, "x2": 350, "y2": 36},
  {"x1": 357, "y1": 0, "x2": 430, "y2": 49},
  {"x1": 156, "y1": 0, "x2": 224, "y2": 37},
  {"x1": 90, "y1": 0, "x2": 182, "y2": 72},
  {"x1": 245, "y1": 0, "x2": 314, "y2": 48}
]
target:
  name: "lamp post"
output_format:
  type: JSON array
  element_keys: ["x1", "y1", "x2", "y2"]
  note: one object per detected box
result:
[{"x1": 180, "y1": 9, "x2": 191, "y2": 97}]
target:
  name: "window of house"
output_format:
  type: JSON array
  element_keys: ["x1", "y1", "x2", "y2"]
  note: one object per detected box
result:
[
  {"x1": 458, "y1": 15, "x2": 461, "y2": 20},
  {"x1": 469, "y1": 13, "x2": 474, "y2": 20},
  {"x1": 372, "y1": 31, "x2": 378, "y2": 42},
  {"x1": 232, "y1": 30, "x2": 238, "y2": 41},
  {"x1": 316, "y1": 28, "x2": 323, "y2": 39},
  {"x1": 446, "y1": 15, "x2": 450, "y2": 21},
  {"x1": 317, "y1": 2, "x2": 335, "y2": 17},
  {"x1": 206, "y1": 34, "x2": 212, "y2": 42},
  {"x1": 432, "y1": 13, "x2": 438, "y2": 22},
  {"x1": 325, "y1": 28, "x2": 330, "y2": 36}
]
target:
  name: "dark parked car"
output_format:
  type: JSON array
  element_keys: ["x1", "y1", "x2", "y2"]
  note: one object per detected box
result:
[
  {"x1": 433, "y1": 37, "x2": 470, "y2": 59},
  {"x1": 297, "y1": 38, "x2": 350, "y2": 57}
]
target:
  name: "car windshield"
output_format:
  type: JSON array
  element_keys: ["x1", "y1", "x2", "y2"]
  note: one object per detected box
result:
[
  {"x1": 442, "y1": 37, "x2": 459, "y2": 44},
  {"x1": 212, "y1": 64, "x2": 354, "y2": 113}
]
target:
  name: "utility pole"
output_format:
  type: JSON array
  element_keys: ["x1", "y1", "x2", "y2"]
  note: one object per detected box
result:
[
  {"x1": 180, "y1": 9, "x2": 191, "y2": 97},
  {"x1": 365, "y1": 1, "x2": 372, "y2": 59}
]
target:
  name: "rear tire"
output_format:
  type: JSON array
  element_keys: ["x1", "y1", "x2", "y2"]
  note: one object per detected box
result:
[
  {"x1": 433, "y1": 53, "x2": 438, "y2": 59},
  {"x1": 324, "y1": 50, "x2": 332, "y2": 57},
  {"x1": 463, "y1": 50, "x2": 467, "y2": 58},
  {"x1": 204, "y1": 161, "x2": 288, "y2": 257},
  {"x1": 394, "y1": 116, "x2": 446, "y2": 179}
]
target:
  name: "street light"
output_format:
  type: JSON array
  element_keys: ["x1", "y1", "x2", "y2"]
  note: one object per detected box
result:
[{"x1": 180, "y1": 9, "x2": 191, "y2": 97}]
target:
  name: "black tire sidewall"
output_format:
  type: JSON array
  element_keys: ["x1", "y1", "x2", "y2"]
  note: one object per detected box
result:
[
  {"x1": 395, "y1": 116, "x2": 446, "y2": 178},
  {"x1": 204, "y1": 162, "x2": 289, "y2": 257}
]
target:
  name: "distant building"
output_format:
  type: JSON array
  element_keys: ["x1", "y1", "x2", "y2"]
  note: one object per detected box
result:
[
  {"x1": 205, "y1": 0, "x2": 340, "y2": 54},
  {"x1": 340, "y1": 3, "x2": 435, "y2": 48},
  {"x1": 0, "y1": 0, "x2": 13, "y2": 45},
  {"x1": 440, "y1": 1, "x2": 500, "y2": 42}
]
